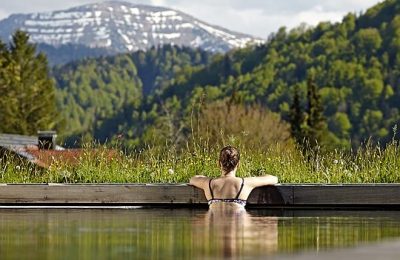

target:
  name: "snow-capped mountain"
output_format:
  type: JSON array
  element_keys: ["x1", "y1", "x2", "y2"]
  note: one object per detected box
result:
[{"x1": 0, "y1": 1, "x2": 264, "y2": 53}]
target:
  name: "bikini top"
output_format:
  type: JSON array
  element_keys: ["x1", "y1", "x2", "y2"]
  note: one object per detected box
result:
[{"x1": 208, "y1": 177, "x2": 246, "y2": 207}]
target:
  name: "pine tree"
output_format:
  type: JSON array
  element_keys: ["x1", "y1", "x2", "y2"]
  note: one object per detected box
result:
[
  {"x1": 0, "y1": 30, "x2": 58, "y2": 135},
  {"x1": 222, "y1": 54, "x2": 233, "y2": 79},
  {"x1": 305, "y1": 76, "x2": 328, "y2": 147},
  {"x1": 289, "y1": 85, "x2": 305, "y2": 144},
  {"x1": 0, "y1": 39, "x2": 17, "y2": 133}
]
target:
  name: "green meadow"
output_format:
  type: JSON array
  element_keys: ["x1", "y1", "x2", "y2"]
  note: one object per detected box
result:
[{"x1": 1, "y1": 136, "x2": 399, "y2": 184}]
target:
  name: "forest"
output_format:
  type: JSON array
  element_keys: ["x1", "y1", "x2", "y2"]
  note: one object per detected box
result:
[{"x1": 1, "y1": 0, "x2": 400, "y2": 152}]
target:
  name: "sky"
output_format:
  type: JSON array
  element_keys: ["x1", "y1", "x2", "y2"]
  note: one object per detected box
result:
[{"x1": 0, "y1": 0, "x2": 383, "y2": 38}]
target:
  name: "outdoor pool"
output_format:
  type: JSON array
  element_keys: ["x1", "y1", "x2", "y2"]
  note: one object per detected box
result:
[{"x1": 1, "y1": 208, "x2": 400, "y2": 259}]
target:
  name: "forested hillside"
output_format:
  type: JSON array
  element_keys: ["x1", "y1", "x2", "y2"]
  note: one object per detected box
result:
[
  {"x1": 147, "y1": 0, "x2": 400, "y2": 149},
  {"x1": 49, "y1": 0, "x2": 400, "y2": 149},
  {"x1": 37, "y1": 43, "x2": 117, "y2": 66},
  {"x1": 53, "y1": 45, "x2": 211, "y2": 143}
]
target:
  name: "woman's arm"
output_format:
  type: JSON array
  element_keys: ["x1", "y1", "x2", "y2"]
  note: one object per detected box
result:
[
  {"x1": 244, "y1": 175, "x2": 278, "y2": 188},
  {"x1": 189, "y1": 175, "x2": 210, "y2": 190}
]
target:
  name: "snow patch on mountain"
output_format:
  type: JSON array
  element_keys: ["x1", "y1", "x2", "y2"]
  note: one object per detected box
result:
[{"x1": 0, "y1": 1, "x2": 264, "y2": 53}]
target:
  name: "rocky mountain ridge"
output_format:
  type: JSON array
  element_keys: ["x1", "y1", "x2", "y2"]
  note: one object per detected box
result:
[{"x1": 0, "y1": 1, "x2": 263, "y2": 53}]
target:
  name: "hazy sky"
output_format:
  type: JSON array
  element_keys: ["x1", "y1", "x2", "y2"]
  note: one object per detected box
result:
[{"x1": 0, "y1": 0, "x2": 382, "y2": 38}]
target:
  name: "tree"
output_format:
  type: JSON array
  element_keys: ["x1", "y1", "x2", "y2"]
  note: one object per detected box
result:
[
  {"x1": 193, "y1": 100, "x2": 292, "y2": 150},
  {"x1": 353, "y1": 28, "x2": 382, "y2": 55},
  {"x1": 0, "y1": 40, "x2": 15, "y2": 131},
  {"x1": 289, "y1": 85, "x2": 305, "y2": 144},
  {"x1": 0, "y1": 30, "x2": 58, "y2": 135},
  {"x1": 305, "y1": 76, "x2": 328, "y2": 148}
]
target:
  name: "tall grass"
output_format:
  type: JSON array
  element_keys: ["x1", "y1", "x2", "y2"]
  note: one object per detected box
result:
[{"x1": 0, "y1": 136, "x2": 399, "y2": 183}]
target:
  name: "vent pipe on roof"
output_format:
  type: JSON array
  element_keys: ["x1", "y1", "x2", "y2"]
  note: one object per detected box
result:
[{"x1": 38, "y1": 131, "x2": 57, "y2": 150}]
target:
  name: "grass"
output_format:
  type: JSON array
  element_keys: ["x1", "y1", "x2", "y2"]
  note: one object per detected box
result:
[{"x1": 0, "y1": 137, "x2": 399, "y2": 184}]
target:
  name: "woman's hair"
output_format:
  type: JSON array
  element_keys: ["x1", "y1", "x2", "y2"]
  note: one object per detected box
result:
[{"x1": 219, "y1": 146, "x2": 240, "y2": 173}]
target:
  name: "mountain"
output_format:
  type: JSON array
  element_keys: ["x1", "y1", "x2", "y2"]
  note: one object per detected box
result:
[
  {"x1": 0, "y1": 1, "x2": 263, "y2": 55},
  {"x1": 4, "y1": 0, "x2": 398, "y2": 149},
  {"x1": 51, "y1": 0, "x2": 400, "y2": 149}
]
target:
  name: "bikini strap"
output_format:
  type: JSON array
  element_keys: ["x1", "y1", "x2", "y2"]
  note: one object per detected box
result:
[
  {"x1": 209, "y1": 178, "x2": 214, "y2": 199},
  {"x1": 235, "y1": 177, "x2": 245, "y2": 199}
]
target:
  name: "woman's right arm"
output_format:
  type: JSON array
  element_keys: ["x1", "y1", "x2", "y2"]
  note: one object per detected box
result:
[
  {"x1": 245, "y1": 175, "x2": 278, "y2": 188},
  {"x1": 189, "y1": 175, "x2": 210, "y2": 190}
]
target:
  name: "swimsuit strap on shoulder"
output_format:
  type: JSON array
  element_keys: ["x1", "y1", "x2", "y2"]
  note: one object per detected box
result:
[
  {"x1": 235, "y1": 177, "x2": 245, "y2": 199},
  {"x1": 209, "y1": 178, "x2": 214, "y2": 199}
]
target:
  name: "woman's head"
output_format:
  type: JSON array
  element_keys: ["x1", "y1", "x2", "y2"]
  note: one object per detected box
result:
[{"x1": 219, "y1": 146, "x2": 240, "y2": 173}]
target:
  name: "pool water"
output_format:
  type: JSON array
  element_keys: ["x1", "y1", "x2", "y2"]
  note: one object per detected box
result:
[{"x1": 1, "y1": 209, "x2": 400, "y2": 259}]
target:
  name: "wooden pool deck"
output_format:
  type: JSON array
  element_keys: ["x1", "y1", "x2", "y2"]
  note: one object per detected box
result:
[{"x1": 0, "y1": 184, "x2": 400, "y2": 209}]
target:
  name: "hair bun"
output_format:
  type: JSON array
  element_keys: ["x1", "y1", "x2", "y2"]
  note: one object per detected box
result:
[{"x1": 219, "y1": 146, "x2": 240, "y2": 173}]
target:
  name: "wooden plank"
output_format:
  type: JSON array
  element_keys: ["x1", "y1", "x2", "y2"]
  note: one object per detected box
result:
[
  {"x1": 0, "y1": 184, "x2": 399, "y2": 207},
  {"x1": 293, "y1": 184, "x2": 400, "y2": 205},
  {"x1": 0, "y1": 184, "x2": 198, "y2": 204}
]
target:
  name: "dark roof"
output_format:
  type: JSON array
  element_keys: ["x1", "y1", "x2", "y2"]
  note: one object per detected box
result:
[
  {"x1": 0, "y1": 133, "x2": 64, "y2": 150},
  {"x1": 0, "y1": 133, "x2": 37, "y2": 148}
]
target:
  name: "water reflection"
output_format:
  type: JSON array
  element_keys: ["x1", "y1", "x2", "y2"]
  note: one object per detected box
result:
[
  {"x1": 195, "y1": 206, "x2": 278, "y2": 258},
  {"x1": 0, "y1": 209, "x2": 400, "y2": 258}
]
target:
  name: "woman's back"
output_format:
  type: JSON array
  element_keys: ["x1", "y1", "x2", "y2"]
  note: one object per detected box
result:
[
  {"x1": 191, "y1": 175, "x2": 278, "y2": 205},
  {"x1": 189, "y1": 146, "x2": 278, "y2": 209},
  {"x1": 208, "y1": 176, "x2": 247, "y2": 209},
  {"x1": 209, "y1": 177, "x2": 244, "y2": 199}
]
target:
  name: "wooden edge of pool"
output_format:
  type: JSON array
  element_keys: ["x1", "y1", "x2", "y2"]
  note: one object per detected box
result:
[{"x1": 0, "y1": 184, "x2": 400, "y2": 209}]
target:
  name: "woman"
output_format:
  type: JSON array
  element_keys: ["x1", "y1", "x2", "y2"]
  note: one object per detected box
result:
[{"x1": 190, "y1": 146, "x2": 278, "y2": 209}]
